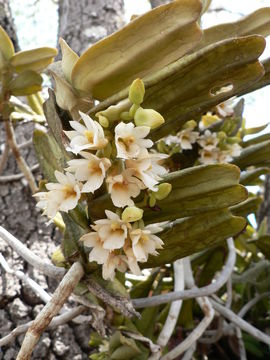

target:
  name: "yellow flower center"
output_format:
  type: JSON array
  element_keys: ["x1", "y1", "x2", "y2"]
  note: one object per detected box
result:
[
  {"x1": 63, "y1": 185, "x2": 77, "y2": 199},
  {"x1": 111, "y1": 221, "x2": 121, "y2": 231},
  {"x1": 119, "y1": 136, "x2": 135, "y2": 151},
  {"x1": 84, "y1": 130, "x2": 94, "y2": 143}
]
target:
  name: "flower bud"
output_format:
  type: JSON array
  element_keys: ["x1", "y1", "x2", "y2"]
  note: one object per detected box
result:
[
  {"x1": 121, "y1": 206, "x2": 143, "y2": 222},
  {"x1": 183, "y1": 120, "x2": 197, "y2": 130},
  {"x1": 201, "y1": 113, "x2": 219, "y2": 127},
  {"x1": 134, "y1": 107, "x2": 164, "y2": 129},
  {"x1": 149, "y1": 193, "x2": 156, "y2": 207},
  {"x1": 98, "y1": 114, "x2": 109, "y2": 128},
  {"x1": 154, "y1": 183, "x2": 172, "y2": 201},
  {"x1": 129, "y1": 78, "x2": 145, "y2": 105}
]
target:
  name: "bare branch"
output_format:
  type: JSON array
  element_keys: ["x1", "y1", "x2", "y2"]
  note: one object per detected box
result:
[
  {"x1": 232, "y1": 260, "x2": 270, "y2": 284},
  {"x1": 5, "y1": 119, "x2": 38, "y2": 193},
  {"x1": 236, "y1": 327, "x2": 247, "y2": 360},
  {"x1": 157, "y1": 259, "x2": 184, "y2": 347},
  {"x1": 237, "y1": 292, "x2": 270, "y2": 318},
  {"x1": 0, "y1": 164, "x2": 39, "y2": 183},
  {"x1": 133, "y1": 238, "x2": 235, "y2": 308},
  {"x1": 0, "y1": 253, "x2": 51, "y2": 303},
  {"x1": 160, "y1": 258, "x2": 215, "y2": 360},
  {"x1": 211, "y1": 299, "x2": 270, "y2": 346},
  {"x1": 0, "y1": 142, "x2": 9, "y2": 174},
  {"x1": 0, "y1": 226, "x2": 66, "y2": 279},
  {"x1": 0, "y1": 306, "x2": 87, "y2": 347},
  {"x1": 16, "y1": 261, "x2": 84, "y2": 360},
  {"x1": 86, "y1": 278, "x2": 140, "y2": 318}
]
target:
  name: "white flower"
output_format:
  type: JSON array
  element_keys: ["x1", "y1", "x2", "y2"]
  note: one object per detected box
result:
[
  {"x1": 178, "y1": 128, "x2": 199, "y2": 150},
  {"x1": 106, "y1": 169, "x2": 142, "y2": 208},
  {"x1": 215, "y1": 98, "x2": 235, "y2": 118},
  {"x1": 227, "y1": 143, "x2": 242, "y2": 158},
  {"x1": 164, "y1": 135, "x2": 181, "y2": 146},
  {"x1": 66, "y1": 151, "x2": 111, "y2": 193},
  {"x1": 129, "y1": 225, "x2": 164, "y2": 262},
  {"x1": 198, "y1": 148, "x2": 219, "y2": 165},
  {"x1": 80, "y1": 232, "x2": 110, "y2": 264},
  {"x1": 126, "y1": 149, "x2": 168, "y2": 191},
  {"x1": 197, "y1": 130, "x2": 219, "y2": 150},
  {"x1": 115, "y1": 122, "x2": 153, "y2": 159},
  {"x1": 34, "y1": 171, "x2": 81, "y2": 218},
  {"x1": 64, "y1": 112, "x2": 108, "y2": 154},
  {"x1": 102, "y1": 253, "x2": 128, "y2": 281},
  {"x1": 92, "y1": 210, "x2": 130, "y2": 250},
  {"x1": 124, "y1": 247, "x2": 141, "y2": 275}
]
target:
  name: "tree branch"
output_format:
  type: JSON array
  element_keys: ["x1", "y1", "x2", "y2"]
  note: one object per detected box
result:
[
  {"x1": 0, "y1": 226, "x2": 66, "y2": 279},
  {"x1": 0, "y1": 252, "x2": 51, "y2": 303},
  {"x1": 5, "y1": 118, "x2": 38, "y2": 193},
  {"x1": 211, "y1": 299, "x2": 270, "y2": 346},
  {"x1": 0, "y1": 305, "x2": 87, "y2": 347},
  {"x1": 133, "y1": 238, "x2": 235, "y2": 308},
  {"x1": 16, "y1": 261, "x2": 84, "y2": 360},
  {"x1": 86, "y1": 278, "x2": 140, "y2": 318}
]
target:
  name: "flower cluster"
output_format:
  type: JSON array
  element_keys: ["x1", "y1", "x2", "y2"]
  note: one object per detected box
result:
[
  {"x1": 35, "y1": 79, "x2": 169, "y2": 280},
  {"x1": 160, "y1": 100, "x2": 242, "y2": 165}
]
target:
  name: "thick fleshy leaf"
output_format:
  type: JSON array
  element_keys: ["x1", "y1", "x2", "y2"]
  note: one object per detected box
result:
[
  {"x1": 195, "y1": 7, "x2": 270, "y2": 52},
  {"x1": 10, "y1": 47, "x2": 58, "y2": 73},
  {"x1": 8, "y1": 70, "x2": 43, "y2": 96},
  {"x1": 88, "y1": 164, "x2": 247, "y2": 222},
  {"x1": 62, "y1": 213, "x2": 86, "y2": 261},
  {"x1": 143, "y1": 209, "x2": 246, "y2": 268},
  {"x1": 43, "y1": 89, "x2": 70, "y2": 153},
  {"x1": 240, "y1": 167, "x2": 270, "y2": 186},
  {"x1": 59, "y1": 38, "x2": 79, "y2": 83},
  {"x1": 33, "y1": 128, "x2": 69, "y2": 181},
  {"x1": 256, "y1": 235, "x2": 270, "y2": 259},
  {"x1": 71, "y1": 0, "x2": 202, "y2": 100},
  {"x1": 0, "y1": 26, "x2": 14, "y2": 60},
  {"x1": 240, "y1": 57, "x2": 270, "y2": 95},
  {"x1": 230, "y1": 196, "x2": 263, "y2": 218},
  {"x1": 90, "y1": 36, "x2": 265, "y2": 141},
  {"x1": 233, "y1": 140, "x2": 270, "y2": 169}
]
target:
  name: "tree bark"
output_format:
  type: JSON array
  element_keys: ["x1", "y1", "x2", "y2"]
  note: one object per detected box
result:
[
  {"x1": 150, "y1": 0, "x2": 171, "y2": 8},
  {"x1": 57, "y1": 0, "x2": 125, "y2": 55},
  {"x1": 0, "y1": 0, "x2": 19, "y2": 51}
]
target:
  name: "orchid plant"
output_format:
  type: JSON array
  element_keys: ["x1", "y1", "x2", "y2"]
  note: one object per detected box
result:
[{"x1": 1, "y1": 1, "x2": 270, "y2": 359}]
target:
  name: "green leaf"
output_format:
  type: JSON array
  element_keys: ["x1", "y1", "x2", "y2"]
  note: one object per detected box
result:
[
  {"x1": 71, "y1": 0, "x2": 202, "y2": 100},
  {"x1": 43, "y1": 89, "x2": 70, "y2": 154},
  {"x1": 233, "y1": 140, "x2": 270, "y2": 169},
  {"x1": 198, "y1": 248, "x2": 224, "y2": 286},
  {"x1": 0, "y1": 26, "x2": 14, "y2": 60},
  {"x1": 230, "y1": 196, "x2": 263, "y2": 218},
  {"x1": 143, "y1": 209, "x2": 246, "y2": 268},
  {"x1": 240, "y1": 167, "x2": 270, "y2": 185},
  {"x1": 241, "y1": 57, "x2": 270, "y2": 94},
  {"x1": 245, "y1": 123, "x2": 269, "y2": 136},
  {"x1": 33, "y1": 128, "x2": 68, "y2": 182},
  {"x1": 8, "y1": 70, "x2": 43, "y2": 96},
  {"x1": 145, "y1": 164, "x2": 247, "y2": 222},
  {"x1": 195, "y1": 7, "x2": 270, "y2": 51},
  {"x1": 256, "y1": 235, "x2": 270, "y2": 260},
  {"x1": 10, "y1": 46, "x2": 58, "y2": 73},
  {"x1": 61, "y1": 213, "x2": 86, "y2": 261}
]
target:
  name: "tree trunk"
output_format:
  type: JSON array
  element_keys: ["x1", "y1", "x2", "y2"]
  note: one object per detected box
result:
[
  {"x1": 0, "y1": 0, "x2": 19, "y2": 51},
  {"x1": 150, "y1": 0, "x2": 171, "y2": 8},
  {"x1": 57, "y1": 0, "x2": 125, "y2": 55}
]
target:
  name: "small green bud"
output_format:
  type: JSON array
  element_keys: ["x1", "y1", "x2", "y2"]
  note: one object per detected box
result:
[
  {"x1": 51, "y1": 247, "x2": 66, "y2": 267},
  {"x1": 98, "y1": 114, "x2": 109, "y2": 128},
  {"x1": 134, "y1": 107, "x2": 164, "y2": 129},
  {"x1": 226, "y1": 136, "x2": 241, "y2": 144},
  {"x1": 120, "y1": 111, "x2": 132, "y2": 121},
  {"x1": 129, "y1": 103, "x2": 139, "y2": 118},
  {"x1": 183, "y1": 120, "x2": 197, "y2": 130},
  {"x1": 121, "y1": 206, "x2": 143, "y2": 223},
  {"x1": 149, "y1": 193, "x2": 156, "y2": 207},
  {"x1": 155, "y1": 183, "x2": 172, "y2": 200},
  {"x1": 129, "y1": 78, "x2": 145, "y2": 105}
]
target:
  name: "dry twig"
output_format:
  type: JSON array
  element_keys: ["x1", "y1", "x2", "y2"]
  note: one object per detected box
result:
[
  {"x1": 16, "y1": 261, "x2": 84, "y2": 360},
  {"x1": 0, "y1": 226, "x2": 65, "y2": 279}
]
